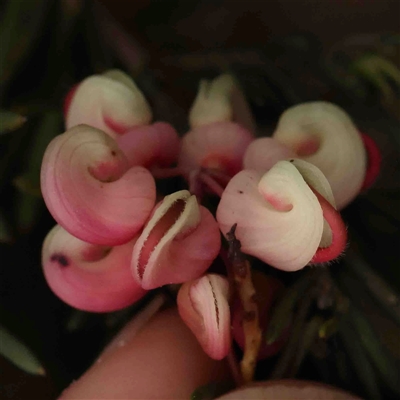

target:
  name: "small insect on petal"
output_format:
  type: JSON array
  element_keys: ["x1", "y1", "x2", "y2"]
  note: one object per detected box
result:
[
  {"x1": 177, "y1": 274, "x2": 231, "y2": 360},
  {"x1": 131, "y1": 190, "x2": 221, "y2": 289}
]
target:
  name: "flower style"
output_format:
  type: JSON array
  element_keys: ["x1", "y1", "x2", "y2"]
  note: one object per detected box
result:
[
  {"x1": 216, "y1": 159, "x2": 346, "y2": 271},
  {"x1": 41, "y1": 124, "x2": 156, "y2": 245},
  {"x1": 131, "y1": 190, "x2": 221, "y2": 289},
  {"x1": 177, "y1": 274, "x2": 231, "y2": 360},
  {"x1": 42, "y1": 225, "x2": 146, "y2": 312},
  {"x1": 272, "y1": 101, "x2": 367, "y2": 209}
]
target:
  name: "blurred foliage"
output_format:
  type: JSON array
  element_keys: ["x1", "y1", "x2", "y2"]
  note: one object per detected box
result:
[{"x1": 0, "y1": 1, "x2": 399, "y2": 399}]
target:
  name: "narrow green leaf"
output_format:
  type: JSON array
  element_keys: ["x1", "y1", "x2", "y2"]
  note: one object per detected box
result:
[
  {"x1": 15, "y1": 111, "x2": 62, "y2": 231},
  {"x1": 0, "y1": 210, "x2": 13, "y2": 243},
  {"x1": 0, "y1": 325, "x2": 45, "y2": 376},
  {"x1": 270, "y1": 289, "x2": 314, "y2": 379},
  {"x1": 348, "y1": 305, "x2": 400, "y2": 395},
  {"x1": 13, "y1": 175, "x2": 42, "y2": 197},
  {"x1": 265, "y1": 271, "x2": 314, "y2": 344},
  {"x1": 190, "y1": 381, "x2": 233, "y2": 400},
  {"x1": 318, "y1": 317, "x2": 339, "y2": 340},
  {"x1": 292, "y1": 316, "x2": 324, "y2": 373},
  {"x1": 345, "y1": 249, "x2": 400, "y2": 326},
  {"x1": 0, "y1": 110, "x2": 27, "y2": 134},
  {"x1": 339, "y1": 318, "x2": 381, "y2": 400},
  {"x1": 0, "y1": 0, "x2": 50, "y2": 87}
]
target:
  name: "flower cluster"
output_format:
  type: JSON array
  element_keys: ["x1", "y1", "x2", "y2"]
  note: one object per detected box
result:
[{"x1": 40, "y1": 69, "x2": 379, "y2": 362}]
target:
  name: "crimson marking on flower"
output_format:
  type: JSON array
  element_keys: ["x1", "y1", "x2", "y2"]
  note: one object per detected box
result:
[
  {"x1": 137, "y1": 198, "x2": 186, "y2": 279},
  {"x1": 50, "y1": 253, "x2": 69, "y2": 267}
]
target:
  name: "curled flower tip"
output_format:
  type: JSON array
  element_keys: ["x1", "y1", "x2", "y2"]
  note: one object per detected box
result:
[
  {"x1": 178, "y1": 121, "x2": 253, "y2": 179},
  {"x1": 273, "y1": 102, "x2": 367, "y2": 209},
  {"x1": 217, "y1": 161, "x2": 325, "y2": 271},
  {"x1": 42, "y1": 225, "x2": 147, "y2": 312},
  {"x1": 131, "y1": 190, "x2": 221, "y2": 289},
  {"x1": 243, "y1": 137, "x2": 297, "y2": 172},
  {"x1": 177, "y1": 274, "x2": 231, "y2": 360},
  {"x1": 115, "y1": 122, "x2": 180, "y2": 168},
  {"x1": 65, "y1": 69, "x2": 152, "y2": 137},
  {"x1": 286, "y1": 159, "x2": 347, "y2": 263},
  {"x1": 41, "y1": 124, "x2": 156, "y2": 245},
  {"x1": 189, "y1": 74, "x2": 256, "y2": 134}
]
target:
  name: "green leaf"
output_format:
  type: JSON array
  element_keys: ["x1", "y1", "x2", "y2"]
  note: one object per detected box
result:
[
  {"x1": 339, "y1": 318, "x2": 381, "y2": 400},
  {"x1": 190, "y1": 381, "x2": 233, "y2": 400},
  {"x1": 0, "y1": 0, "x2": 50, "y2": 89},
  {"x1": 352, "y1": 54, "x2": 400, "y2": 103},
  {"x1": 0, "y1": 209, "x2": 13, "y2": 243},
  {"x1": 345, "y1": 249, "x2": 400, "y2": 326},
  {"x1": 265, "y1": 271, "x2": 314, "y2": 345},
  {"x1": 0, "y1": 324, "x2": 45, "y2": 376},
  {"x1": 0, "y1": 110, "x2": 27, "y2": 134},
  {"x1": 348, "y1": 305, "x2": 400, "y2": 395},
  {"x1": 14, "y1": 111, "x2": 62, "y2": 231}
]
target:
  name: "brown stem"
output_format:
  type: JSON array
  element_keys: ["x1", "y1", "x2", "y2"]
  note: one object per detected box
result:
[{"x1": 227, "y1": 224, "x2": 261, "y2": 384}]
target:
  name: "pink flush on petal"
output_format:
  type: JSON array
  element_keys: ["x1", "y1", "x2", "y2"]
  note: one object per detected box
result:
[
  {"x1": 42, "y1": 225, "x2": 147, "y2": 312},
  {"x1": 131, "y1": 190, "x2": 221, "y2": 290},
  {"x1": 243, "y1": 137, "x2": 297, "y2": 173},
  {"x1": 115, "y1": 122, "x2": 180, "y2": 168},
  {"x1": 179, "y1": 121, "x2": 253, "y2": 179},
  {"x1": 65, "y1": 69, "x2": 152, "y2": 138},
  {"x1": 177, "y1": 274, "x2": 231, "y2": 360},
  {"x1": 41, "y1": 124, "x2": 156, "y2": 245}
]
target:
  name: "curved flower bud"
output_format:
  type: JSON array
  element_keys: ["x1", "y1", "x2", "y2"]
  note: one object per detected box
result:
[
  {"x1": 178, "y1": 121, "x2": 253, "y2": 179},
  {"x1": 243, "y1": 137, "x2": 296, "y2": 172},
  {"x1": 131, "y1": 190, "x2": 221, "y2": 289},
  {"x1": 189, "y1": 74, "x2": 256, "y2": 134},
  {"x1": 273, "y1": 102, "x2": 367, "y2": 209},
  {"x1": 65, "y1": 69, "x2": 152, "y2": 137},
  {"x1": 177, "y1": 274, "x2": 231, "y2": 360},
  {"x1": 42, "y1": 225, "x2": 147, "y2": 312},
  {"x1": 41, "y1": 125, "x2": 156, "y2": 245},
  {"x1": 217, "y1": 160, "x2": 341, "y2": 271},
  {"x1": 115, "y1": 122, "x2": 180, "y2": 168}
]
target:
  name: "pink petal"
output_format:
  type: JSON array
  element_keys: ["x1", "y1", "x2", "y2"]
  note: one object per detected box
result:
[
  {"x1": 178, "y1": 121, "x2": 253, "y2": 178},
  {"x1": 115, "y1": 122, "x2": 180, "y2": 168},
  {"x1": 177, "y1": 274, "x2": 231, "y2": 360},
  {"x1": 216, "y1": 162, "x2": 324, "y2": 271},
  {"x1": 41, "y1": 124, "x2": 156, "y2": 245},
  {"x1": 42, "y1": 225, "x2": 147, "y2": 312},
  {"x1": 243, "y1": 137, "x2": 296, "y2": 172},
  {"x1": 131, "y1": 190, "x2": 221, "y2": 289},
  {"x1": 65, "y1": 69, "x2": 152, "y2": 137},
  {"x1": 273, "y1": 102, "x2": 367, "y2": 209}
]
